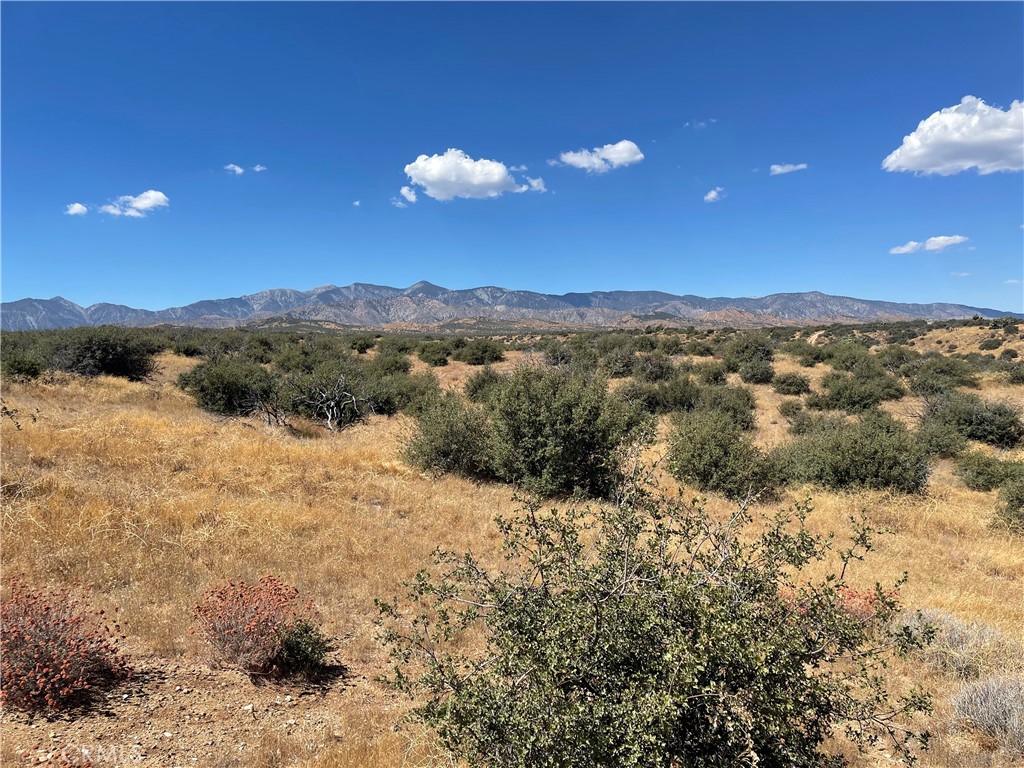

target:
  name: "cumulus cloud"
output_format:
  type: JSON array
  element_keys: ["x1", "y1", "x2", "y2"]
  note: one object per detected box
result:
[
  {"x1": 889, "y1": 235, "x2": 969, "y2": 254},
  {"x1": 882, "y1": 96, "x2": 1024, "y2": 176},
  {"x1": 402, "y1": 148, "x2": 542, "y2": 201},
  {"x1": 509, "y1": 164, "x2": 528, "y2": 172},
  {"x1": 352, "y1": 200, "x2": 361, "y2": 207},
  {"x1": 98, "y1": 189, "x2": 169, "y2": 218},
  {"x1": 224, "y1": 164, "x2": 245, "y2": 175},
  {"x1": 526, "y1": 177, "x2": 546, "y2": 193},
  {"x1": 555, "y1": 139, "x2": 644, "y2": 174},
  {"x1": 704, "y1": 187, "x2": 724, "y2": 203},
  {"x1": 252, "y1": 164, "x2": 267, "y2": 172},
  {"x1": 64, "y1": 203, "x2": 87, "y2": 216},
  {"x1": 770, "y1": 163, "x2": 808, "y2": 175}
]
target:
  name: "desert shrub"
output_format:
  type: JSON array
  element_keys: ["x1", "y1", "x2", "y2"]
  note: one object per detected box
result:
[
  {"x1": 453, "y1": 338, "x2": 505, "y2": 366},
  {"x1": 915, "y1": 419, "x2": 968, "y2": 459},
  {"x1": 192, "y1": 575, "x2": 333, "y2": 678},
  {"x1": 682, "y1": 339, "x2": 714, "y2": 356},
  {"x1": 952, "y1": 676, "x2": 1024, "y2": 756},
  {"x1": 780, "y1": 339, "x2": 828, "y2": 367},
  {"x1": 367, "y1": 353, "x2": 412, "y2": 377},
  {"x1": 486, "y1": 367, "x2": 646, "y2": 497},
  {"x1": 902, "y1": 609, "x2": 1021, "y2": 680},
  {"x1": 405, "y1": 393, "x2": 492, "y2": 478},
  {"x1": 367, "y1": 370, "x2": 441, "y2": 417},
  {"x1": 657, "y1": 335, "x2": 682, "y2": 355},
  {"x1": 954, "y1": 451, "x2": 1024, "y2": 492},
  {"x1": 922, "y1": 392, "x2": 1024, "y2": 449},
  {"x1": 632, "y1": 352, "x2": 675, "y2": 383},
  {"x1": 379, "y1": 489, "x2": 931, "y2": 768},
  {"x1": 461, "y1": 366, "x2": 501, "y2": 404},
  {"x1": 667, "y1": 410, "x2": 783, "y2": 501},
  {"x1": 600, "y1": 345, "x2": 637, "y2": 378},
  {"x1": 907, "y1": 355, "x2": 979, "y2": 395},
  {"x1": 1000, "y1": 348, "x2": 1020, "y2": 361},
  {"x1": 46, "y1": 326, "x2": 161, "y2": 381},
  {"x1": 618, "y1": 375, "x2": 699, "y2": 415},
  {"x1": 778, "y1": 412, "x2": 929, "y2": 494},
  {"x1": 695, "y1": 360, "x2": 728, "y2": 385},
  {"x1": 997, "y1": 476, "x2": 1024, "y2": 533},
  {"x1": 696, "y1": 384, "x2": 757, "y2": 430},
  {"x1": 417, "y1": 341, "x2": 451, "y2": 367},
  {"x1": 979, "y1": 338, "x2": 1003, "y2": 351},
  {"x1": 0, "y1": 338, "x2": 45, "y2": 379},
  {"x1": 778, "y1": 398, "x2": 804, "y2": 422},
  {"x1": 720, "y1": 332, "x2": 774, "y2": 372},
  {"x1": 807, "y1": 369, "x2": 904, "y2": 413},
  {"x1": 738, "y1": 360, "x2": 775, "y2": 384},
  {"x1": 1007, "y1": 364, "x2": 1024, "y2": 385},
  {"x1": 1, "y1": 579, "x2": 131, "y2": 712},
  {"x1": 874, "y1": 344, "x2": 920, "y2": 374},
  {"x1": 772, "y1": 371, "x2": 811, "y2": 395},
  {"x1": 824, "y1": 340, "x2": 873, "y2": 372},
  {"x1": 179, "y1": 358, "x2": 279, "y2": 417},
  {"x1": 287, "y1": 360, "x2": 375, "y2": 429},
  {"x1": 375, "y1": 335, "x2": 418, "y2": 357},
  {"x1": 348, "y1": 334, "x2": 377, "y2": 354}
]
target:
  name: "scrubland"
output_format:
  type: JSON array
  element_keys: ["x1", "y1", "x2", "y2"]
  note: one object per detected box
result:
[{"x1": 2, "y1": 323, "x2": 1023, "y2": 767}]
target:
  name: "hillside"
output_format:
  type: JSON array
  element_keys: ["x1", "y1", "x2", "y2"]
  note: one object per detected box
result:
[{"x1": 3, "y1": 281, "x2": 1019, "y2": 331}]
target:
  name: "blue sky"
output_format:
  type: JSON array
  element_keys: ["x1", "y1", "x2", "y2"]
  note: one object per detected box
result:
[{"x1": 2, "y1": 2, "x2": 1022, "y2": 312}]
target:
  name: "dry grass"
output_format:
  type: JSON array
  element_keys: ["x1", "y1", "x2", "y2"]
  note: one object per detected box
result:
[{"x1": 3, "y1": 351, "x2": 1024, "y2": 766}]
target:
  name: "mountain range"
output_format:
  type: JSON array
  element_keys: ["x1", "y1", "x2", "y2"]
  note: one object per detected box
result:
[{"x1": 2, "y1": 281, "x2": 1020, "y2": 332}]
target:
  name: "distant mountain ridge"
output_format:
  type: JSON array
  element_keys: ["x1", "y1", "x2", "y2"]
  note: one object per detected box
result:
[{"x1": 2, "y1": 281, "x2": 1020, "y2": 331}]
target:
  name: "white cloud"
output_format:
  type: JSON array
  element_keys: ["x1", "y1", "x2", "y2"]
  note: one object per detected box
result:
[
  {"x1": 352, "y1": 200, "x2": 361, "y2": 207},
  {"x1": 224, "y1": 164, "x2": 245, "y2": 175},
  {"x1": 400, "y1": 186, "x2": 417, "y2": 204},
  {"x1": 889, "y1": 235, "x2": 969, "y2": 254},
  {"x1": 1005, "y1": 279, "x2": 1022, "y2": 285},
  {"x1": 390, "y1": 198, "x2": 408, "y2": 209},
  {"x1": 770, "y1": 163, "x2": 808, "y2": 176},
  {"x1": 252, "y1": 164, "x2": 267, "y2": 172},
  {"x1": 509, "y1": 164, "x2": 528, "y2": 172},
  {"x1": 526, "y1": 177, "x2": 546, "y2": 193},
  {"x1": 64, "y1": 203, "x2": 87, "y2": 216},
  {"x1": 403, "y1": 148, "x2": 541, "y2": 201},
  {"x1": 556, "y1": 139, "x2": 644, "y2": 174},
  {"x1": 703, "y1": 187, "x2": 724, "y2": 203},
  {"x1": 950, "y1": 272, "x2": 971, "y2": 277},
  {"x1": 98, "y1": 189, "x2": 169, "y2": 218},
  {"x1": 882, "y1": 96, "x2": 1024, "y2": 176}
]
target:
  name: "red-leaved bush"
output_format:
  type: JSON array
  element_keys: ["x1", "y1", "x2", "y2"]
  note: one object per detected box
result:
[
  {"x1": 0, "y1": 578, "x2": 131, "y2": 712},
  {"x1": 192, "y1": 575, "x2": 333, "y2": 677}
]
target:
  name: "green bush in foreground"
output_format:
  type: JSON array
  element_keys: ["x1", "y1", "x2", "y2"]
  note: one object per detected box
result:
[
  {"x1": 378, "y1": 486, "x2": 931, "y2": 768},
  {"x1": 404, "y1": 393, "x2": 492, "y2": 479},
  {"x1": 922, "y1": 392, "x2": 1024, "y2": 449},
  {"x1": 954, "y1": 451, "x2": 1024, "y2": 492}
]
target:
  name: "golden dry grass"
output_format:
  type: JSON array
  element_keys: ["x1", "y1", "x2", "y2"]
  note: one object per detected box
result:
[{"x1": 2, "y1": 349, "x2": 1023, "y2": 766}]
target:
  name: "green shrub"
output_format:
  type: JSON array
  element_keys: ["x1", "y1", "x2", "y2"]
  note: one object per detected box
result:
[
  {"x1": 1008, "y1": 364, "x2": 1024, "y2": 385},
  {"x1": 720, "y1": 332, "x2": 774, "y2": 372},
  {"x1": 996, "y1": 477, "x2": 1024, "y2": 533},
  {"x1": 999, "y1": 348, "x2": 1020, "y2": 361},
  {"x1": 667, "y1": 410, "x2": 782, "y2": 501},
  {"x1": 618, "y1": 375, "x2": 699, "y2": 415},
  {"x1": 772, "y1": 372, "x2": 811, "y2": 395},
  {"x1": 907, "y1": 355, "x2": 979, "y2": 395},
  {"x1": 682, "y1": 339, "x2": 714, "y2": 356},
  {"x1": 179, "y1": 358, "x2": 279, "y2": 416},
  {"x1": 485, "y1": 368, "x2": 646, "y2": 498},
  {"x1": 778, "y1": 412, "x2": 930, "y2": 494},
  {"x1": 824, "y1": 341, "x2": 872, "y2": 372},
  {"x1": 379, "y1": 489, "x2": 931, "y2": 768},
  {"x1": 464, "y1": 366, "x2": 505, "y2": 404},
  {"x1": 738, "y1": 360, "x2": 775, "y2": 384},
  {"x1": 807, "y1": 369, "x2": 904, "y2": 413},
  {"x1": 367, "y1": 370, "x2": 440, "y2": 417},
  {"x1": 954, "y1": 452, "x2": 1024, "y2": 492},
  {"x1": 979, "y1": 338, "x2": 1003, "y2": 351},
  {"x1": 696, "y1": 384, "x2": 757, "y2": 430},
  {"x1": 453, "y1": 338, "x2": 505, "y2": 366},
  {"x1": 0, "y1": 341, "x2": 44, "y2": 379},
  {"x1": 48, "y1": 326, "x2": 161, "y2": 381},
  {"x1": 367, "y1": 353, "x2": 412, "y2": 377},
  {"x1": 916, "y1": 419, "x2": 968, "y2": 459},
  {"x1": 875, "y1": 345, "x2": 920, "y2": 374},
  {"x1": 632, "y1": 352, "x2": 675, "y2": 383},
  {"x1": 696, "y1": 361, "x2": 728, "y2": 385},
  {"x1": 601, "y1": 345, "x2": 637, "y2": 378},
  {"x1": 780, "y1": 339, "x2": 828, "y2": 367},
  {"x1": 417, "y1": 341, "x2": 451, "y2": 367},
  {"x1": 922, "y1": 393, "x2": 1024, "y2": 449},
  {"x1": 405, "y1": 393, "x2": 492, "y2": 479},
  {"x1": 778, "y1": 399, "x2": 805, "y2": 423}
]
